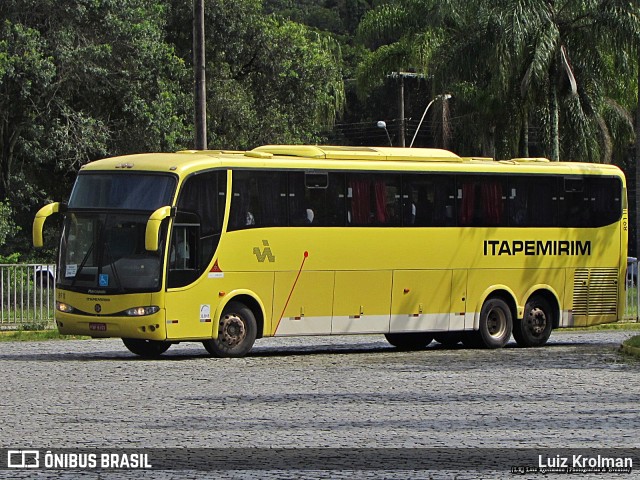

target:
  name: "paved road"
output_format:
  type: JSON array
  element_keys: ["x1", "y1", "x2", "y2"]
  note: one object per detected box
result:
[{"x1": 0, "y1": 330, "x2": 638, "y2": 479}]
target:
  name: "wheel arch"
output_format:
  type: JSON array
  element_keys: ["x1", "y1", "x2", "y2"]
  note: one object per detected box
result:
[
  {"x1": 216, "y1": 291, "x2": 266, "y2": 339},
  {"x1": 473, "y1": 287, "x2": 517, "y2": 330},
  {"x1": 523, "y1": 287, "x2": 561, "y2": 329}
]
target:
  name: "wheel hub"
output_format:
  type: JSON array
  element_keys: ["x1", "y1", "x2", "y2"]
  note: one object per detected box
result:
[
  {"x1": 487, "y1": 308, "x2": 507, "y2": 338},
  {"x1": 219, "y1": 314, "x2": 246, "y2": 347},
  {"x1": 527, "y1": 307, "x2": 547, "y2": 335}
]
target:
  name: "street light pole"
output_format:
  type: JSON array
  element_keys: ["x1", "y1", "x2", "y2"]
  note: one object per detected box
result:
[
  {"x1": 377, "y1": 121, "x2": 393, "y2": 146},
  {"x1": 409, "y1": 93, "x2": 451, "y2": 148}
]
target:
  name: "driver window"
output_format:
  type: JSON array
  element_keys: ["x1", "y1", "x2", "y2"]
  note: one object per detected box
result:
[{"x1": 168, "y1": 171, "x2": 226, "y2": 288}]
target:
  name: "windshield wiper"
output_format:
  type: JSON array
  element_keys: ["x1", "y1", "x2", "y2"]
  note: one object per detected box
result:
[
  {"x1": 69, "y1": 240, "x2": 96, "y2": 289},
  {"x1": 102, "y1": 241, "x2": 125, "y2": 293}
]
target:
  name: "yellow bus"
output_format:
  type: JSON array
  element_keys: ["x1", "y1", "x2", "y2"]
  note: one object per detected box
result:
[{"x1": 33, "y1": 145, "x2": 627, "y2": 357}]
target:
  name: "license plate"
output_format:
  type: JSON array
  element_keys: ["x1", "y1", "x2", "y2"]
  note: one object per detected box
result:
[{"x1": 89, "y1": 323, "x2": 107, "y2": 332}]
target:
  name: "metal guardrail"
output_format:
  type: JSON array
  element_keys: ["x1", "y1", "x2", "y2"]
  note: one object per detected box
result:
[
  {"x1": 0, "y1": 264, "x2": 56, "y2": 329},
  {"x1": 625, "y1": 257, "x2": 639, "y2": 322}
]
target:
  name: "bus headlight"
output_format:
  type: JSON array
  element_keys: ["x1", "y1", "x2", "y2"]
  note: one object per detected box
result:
[
  {"x1": 124, "y1": 306, "x2": 160, "y2": 317},
  {"x1": 56, "y1": 302, "x2": 75, "y2": 313}
]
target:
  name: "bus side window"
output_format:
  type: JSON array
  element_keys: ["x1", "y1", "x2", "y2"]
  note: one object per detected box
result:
[
  {"x1": 588, "y1": 177, "x2": 622, "y2": 227},
  {"x1": 168, "y1": 171, "x2": 226, "y2": 288},
  {"x1": 560, "y1": 177, "x2": 588, "y2": 226},
  {"x1": 457, "y1": 176, "x2": 506, "y2": 227},
  {"x1": 326, "y1": 173, "x2": 346, "y2": 226},
  {"x1": 558, "y1": 176, "x2": 622, "y2": 228},
  {"x1": 347, "y1": 173, "x2": 400, "y2": 226},
  {"x1": 289, "y1": 171, "x2": 341, "y2": 227},
  {"x1": 289, "y1": 172, "x2": 310, "y2": 226},
  {"x1": 509, "y1": 176, "x2": 558, "y2": 227},
  {"x1": 229, "y1": 171, "x2": 287, "y2": 229},
  {"x1": 403, "y1": 174, "x2": 455, "y2": 227}
]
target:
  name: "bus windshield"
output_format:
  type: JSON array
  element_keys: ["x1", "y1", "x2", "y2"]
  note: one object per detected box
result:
[
  {"x1": 58, "y1": 212, "x2": 168, "y2": 293},
  {"x1": 59, "y1": 173, "x2": 176, "y2": 293},
  {"x1": 68, "y1": 173, "x2": 176, "y2": 211}
]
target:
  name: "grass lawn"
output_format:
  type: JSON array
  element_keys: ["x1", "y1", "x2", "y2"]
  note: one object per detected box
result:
[{"x1": 0, "y1": 330, "x2": 89, "y2": 341}]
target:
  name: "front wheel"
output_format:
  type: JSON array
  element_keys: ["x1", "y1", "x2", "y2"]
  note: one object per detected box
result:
[
  {"x1": 384, "y1": 332, "x2": 433, "y2": 350},
  {"x1": 203, "y1": 301, "x2": 257, "y2": 358},
  {"x1": 513, "y1": 296, "x2": 553, "y2": 347},
  {"x1": 122, "y1": 338, "x2": 171, "y2": 358}
]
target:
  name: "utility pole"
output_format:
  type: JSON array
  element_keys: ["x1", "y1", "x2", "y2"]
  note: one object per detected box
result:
[
  {"x1": 193, "y1": 0, "x2": 207, "y2": 150},
  {"x1": 398, "y1": 75, "x2": 405, "y2": 147},
  {"x1": 389, "y1": 72, "x2": 425, "y2": 147},
  {"x1": 635, "y1": 47, "x2": 640, "y2": 259}
]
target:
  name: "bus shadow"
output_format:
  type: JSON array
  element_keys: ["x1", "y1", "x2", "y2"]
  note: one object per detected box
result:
[{"x1": 0, "y1": 339, "x2": 596, "y2": 362}]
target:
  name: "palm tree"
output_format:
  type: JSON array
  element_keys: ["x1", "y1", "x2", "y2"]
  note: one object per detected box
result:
[
  {"x1": 356, "y1": 0, "x2": 639, "y2": 161},
  {"x1": 500, "y1": 0, "x2": 640, "y2": 161}
]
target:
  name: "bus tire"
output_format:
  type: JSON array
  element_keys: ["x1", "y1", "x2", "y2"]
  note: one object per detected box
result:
[
  {"x1": 513, "y1": 296, "x2": 553, "y2": 347},
  {"x1": 204, "y1": 301, "x2": 257, "y2": 358},
  {"x1": 476, "y1": 297, "x2": 513, "y2": 349},
  {"x1": 384, "y1": 332, "x2": 433, "y2": 350},
  {"x1": 433, "y1": 332, "x2": 464, "y2": 346},
  {"x1": 122, "y1": 338, "x2": 170, "y2": 358}
]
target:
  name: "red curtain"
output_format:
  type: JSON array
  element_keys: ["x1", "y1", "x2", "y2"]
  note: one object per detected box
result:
[
  {"x1": 374, "y1": 180, "x2": 387, "y2": 223},
  {"x1": 350, "y1": 180, "x2": 370, "y2": 224}
]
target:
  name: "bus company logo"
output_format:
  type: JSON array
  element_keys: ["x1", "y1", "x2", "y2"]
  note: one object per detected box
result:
[
  {"x1": 484, "y1": 240, "x2": 592, "y2": 257},
  {"x1": 253, "y1": 240, "x2": 276, "y2": 263}
]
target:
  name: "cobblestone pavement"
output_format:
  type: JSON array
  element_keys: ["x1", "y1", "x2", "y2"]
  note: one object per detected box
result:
[{"x1": 0, "y1": 330, "x2": 638, "y2": 479}]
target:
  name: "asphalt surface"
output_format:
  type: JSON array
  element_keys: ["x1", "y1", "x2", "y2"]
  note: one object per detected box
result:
[{"x1": 0, "y1": 329, "x2": 638, "y2": 479}]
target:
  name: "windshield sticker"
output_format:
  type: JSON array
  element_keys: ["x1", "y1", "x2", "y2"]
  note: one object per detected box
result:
[
  {"x1": 99, "y1": 274, "x2": 109, "y2": 287},
  {"x1": 65, "y1": 264, "x2": 78, "y2": 278}
]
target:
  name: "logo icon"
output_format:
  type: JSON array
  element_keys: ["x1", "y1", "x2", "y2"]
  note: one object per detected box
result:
[
  {"x1": 253, "y1": 240, "x2": 276, "y2": 263},
  {"x1": 7, "y1": 450, "x2": 39, "y2": 468},
  {"x1": 94, "y1": 304, "x2": 102, "y2": 313}
]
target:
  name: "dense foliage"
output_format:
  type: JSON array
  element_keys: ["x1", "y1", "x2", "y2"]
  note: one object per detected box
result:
[{"x1": 0, "y1": 0, "x2": 638, "y2": 259}]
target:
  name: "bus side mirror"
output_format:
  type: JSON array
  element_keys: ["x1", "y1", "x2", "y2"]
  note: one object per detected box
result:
[
  {"x1": 145, "y1": 206, "x2": 174, "y2": 251},
  {"x1": 33, "y1": 202, "x2": 66, "y2": 248}
]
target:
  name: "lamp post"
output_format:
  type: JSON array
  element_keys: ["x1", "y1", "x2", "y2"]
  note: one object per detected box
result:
[
  {"x1": 409, "y1": 93, "x2": 451, "y2": 148},
  {"x1": 377, "y1": 121, "x2": 393, "y2": 146},
  {"x1": 378, "y1": 120, "x2": 393, "y2": 147}
]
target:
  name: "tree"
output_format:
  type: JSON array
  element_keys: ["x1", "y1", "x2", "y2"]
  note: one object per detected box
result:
[
  {"x1": 0, "y1": 0, "x2": 191, "y2": 257},
  {"x1": 499, "y1": 0, "x2": 640, "y2": 161},
  {"x1": 168, "y1": 0, "x2": 345, "y2": 149}
]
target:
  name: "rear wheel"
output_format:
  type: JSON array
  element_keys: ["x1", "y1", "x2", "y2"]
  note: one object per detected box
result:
[
  {"x1": 384, "y1": 332, "x2": 433, "y2": 350},
  {"x1": 464, "y1": 298, "x2": 513, "y2": 349},
  {"x1": 203, "y1": 301, "x2": 257, "y2": 358},
  {"x1": 122, "y1": 338, "x2": 170, "y2": 358},
  {"x1": 513, "y1": 295, "x2": 553, "y2": 347}
]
